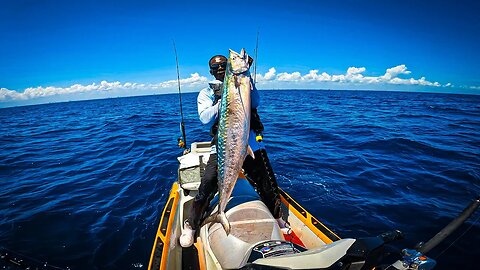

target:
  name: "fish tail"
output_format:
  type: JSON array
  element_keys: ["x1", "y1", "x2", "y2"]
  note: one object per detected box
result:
[
  {"x1": 219, "y1": 212, "x2": 231, "y2": 235},
  {"x1": 201, "y1": 213, "x2": 217, "y2": 227},
  {"x1": 200, "y1": 212, "x2": 231, "y2": 235}
]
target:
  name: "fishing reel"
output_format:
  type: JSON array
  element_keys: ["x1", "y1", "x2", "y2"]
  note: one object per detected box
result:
[
  {"x1": 177, "y1": 137, "x2": 185, "y2": 148},
  {"x1": 385, "y1": 249, "x2": 436, "y2": 270},
  {"x1": 177, "y1": 137, "x2": 190, "y2": 155},
  {"x1": 255, "y1": 132, "x2": 263, "y2": 142}
]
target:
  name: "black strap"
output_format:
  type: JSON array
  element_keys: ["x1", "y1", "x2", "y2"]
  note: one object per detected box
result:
[{"x1": 250, "y1": 108, "x2": 264, "y2": 133}]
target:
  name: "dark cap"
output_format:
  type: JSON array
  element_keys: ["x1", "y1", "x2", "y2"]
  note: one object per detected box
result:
[{"x1": 209, "y1": 55, "x2": 227, "y2": 69}]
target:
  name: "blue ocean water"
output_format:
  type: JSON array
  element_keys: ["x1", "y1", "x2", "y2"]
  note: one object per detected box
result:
[{"x1": 0, "y1": 90, "x2": 479, "y2": 270}]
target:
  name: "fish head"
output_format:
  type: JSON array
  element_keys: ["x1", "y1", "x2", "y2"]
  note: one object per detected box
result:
[{"x1": 228, "y1": 48, "x2": 250, "y2": 75}]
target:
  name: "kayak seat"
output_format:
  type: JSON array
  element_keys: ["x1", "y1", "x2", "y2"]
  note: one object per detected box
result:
[{"x1": 204, "y1": 178, "x2": 284, "y2": 269}]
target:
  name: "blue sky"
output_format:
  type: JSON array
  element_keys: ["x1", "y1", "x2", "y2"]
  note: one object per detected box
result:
[{"x1": 1, "y1": 0, "x2": 479, "y2": 107}]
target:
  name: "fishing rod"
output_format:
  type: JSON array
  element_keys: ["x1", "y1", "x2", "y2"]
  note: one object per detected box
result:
[
  {"x1": 252, "y1": 31, "x2": 264, "y2": 143},
  {"x1": 417, "y1": 195, "x2": 480, "y2": 254},
  {"x1": 173, "y1": 41, "x2": 188, "y2": 151},
  {"x1": 253, "y1": 30, "x2": 259, "y2": 84},
  {"x1": 383, "y1": 195, "x2": 480, "y2": 270}
]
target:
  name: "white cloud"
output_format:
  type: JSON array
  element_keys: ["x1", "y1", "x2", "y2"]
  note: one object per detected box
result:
[
  {"x1": 0, "y1": 88, "x2": 24, "y2": 101},
  {"x1": 302, "y1": 70, "x2": 332, "y2": 82},
  {"x1": 277, "y1": 71, "x2": 302, "y2": 81},
  {"x1": 388, "y1": 76, "x2": 440, "y2": 87},
  {"x1": 1, "y1": 73, "x2": 208, "y2": 102},
  {"x1": 154, "y1": 73, "x2": 207, "y2": 89},
  {"x1": 380, "y1": 64, "x2": 411, "y2": 80},
  {"x1": 331, "y1": 74, "x2": 346, "y2": 82},
  {"x1": 347, "y1": 67, "x2": 366, "y2": 75},
  {"x1": 263, "y1": 67, "x2": 276, "y2": 81}
]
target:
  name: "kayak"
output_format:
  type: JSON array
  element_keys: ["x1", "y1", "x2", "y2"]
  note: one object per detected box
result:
[{"x1": 147, "y1": 141, "x2": 342, "y2": 270}]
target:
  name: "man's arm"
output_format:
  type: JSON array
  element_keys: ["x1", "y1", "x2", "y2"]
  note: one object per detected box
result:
[{"x1": 197, "y1": 88, "x2": 220, "y2": 126}]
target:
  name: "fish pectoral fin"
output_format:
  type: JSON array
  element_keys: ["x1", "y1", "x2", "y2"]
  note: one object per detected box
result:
[{"x1": 247, "y1": 146, "x2": 255, "y2": 159}]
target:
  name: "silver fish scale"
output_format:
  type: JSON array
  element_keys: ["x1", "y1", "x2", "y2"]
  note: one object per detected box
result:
[{"x1": 217, "y1": 58, "x2": 252, "y2": 213}]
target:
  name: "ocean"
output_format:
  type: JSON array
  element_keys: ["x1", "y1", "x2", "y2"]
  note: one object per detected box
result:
[{"x1": 1, "y1": 90, "x2": 479, "y2": 270}]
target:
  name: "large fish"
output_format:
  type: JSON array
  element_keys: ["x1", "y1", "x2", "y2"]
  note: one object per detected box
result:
[{"x1": 203, "y1": 48, "x2": 254, "y2": 235}]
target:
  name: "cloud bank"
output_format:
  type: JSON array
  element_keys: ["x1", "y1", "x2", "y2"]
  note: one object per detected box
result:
[
  {"x1": 255, "y1": 64, "x2": 443, "y2": 87},
  {"x1": 0, "y1": 65, "x2": 464, "y2": 104},
  {"x1": 0, "y1": 73, "x2": 208, "y2": 102}
]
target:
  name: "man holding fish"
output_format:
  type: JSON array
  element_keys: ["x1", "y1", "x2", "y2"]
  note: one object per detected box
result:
[{"x1": 180, "y1": 49, "x2": 288, "y2": 248}]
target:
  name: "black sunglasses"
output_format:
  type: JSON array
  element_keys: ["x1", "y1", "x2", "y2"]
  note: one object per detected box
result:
[{"x1": 210, "y1": 62, "x2": 227, "y2": 70}]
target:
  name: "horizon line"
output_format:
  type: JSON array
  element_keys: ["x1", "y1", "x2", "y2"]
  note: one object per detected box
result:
[{"x1": 1, "y1": 88, "x2": 478, "y2": 110}]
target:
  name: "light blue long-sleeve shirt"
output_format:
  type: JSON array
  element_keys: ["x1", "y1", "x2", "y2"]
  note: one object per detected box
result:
[
  {"x1": 197, "y1": 80, "x2": 260, "y2": 128},
  {"x1": 197, "y1": 80, "x2": 264, "y2": 153}
]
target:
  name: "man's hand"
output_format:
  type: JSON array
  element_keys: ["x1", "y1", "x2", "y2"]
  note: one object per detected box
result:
[{"x1": 213, "y1": 95, "x2": 221, "y2": 105}]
